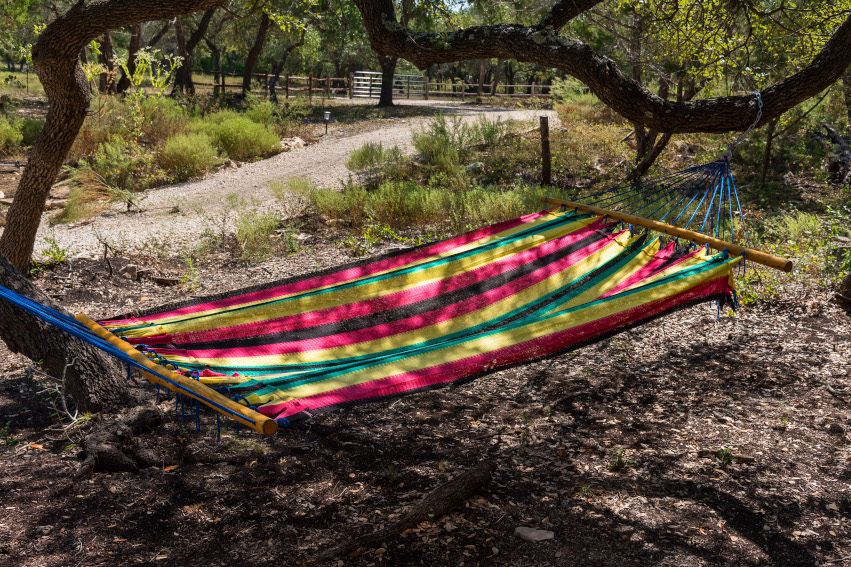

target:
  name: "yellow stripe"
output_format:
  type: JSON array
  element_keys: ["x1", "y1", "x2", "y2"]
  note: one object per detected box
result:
[{"x1": 247, "y1": 258, "x2": 736, "y2": 409}]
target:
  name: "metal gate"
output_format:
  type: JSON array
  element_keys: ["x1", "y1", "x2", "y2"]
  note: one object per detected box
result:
[{"x1": 352, "y1": 71, "x2": 426, "y2": 99}]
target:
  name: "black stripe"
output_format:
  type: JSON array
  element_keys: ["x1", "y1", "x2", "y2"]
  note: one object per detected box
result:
[{"x1": 180, "y1": 225, "x2": 616, "y2": 350}]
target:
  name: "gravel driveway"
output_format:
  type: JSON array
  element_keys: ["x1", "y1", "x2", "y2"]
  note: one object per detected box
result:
[{"x1": 27, "y1": 100, "x2": 557, "y2": 257}]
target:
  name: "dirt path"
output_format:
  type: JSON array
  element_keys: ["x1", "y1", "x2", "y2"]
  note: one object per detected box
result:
[{"x1": 28, "y1": 101, "x2": 556, "y2": 258}]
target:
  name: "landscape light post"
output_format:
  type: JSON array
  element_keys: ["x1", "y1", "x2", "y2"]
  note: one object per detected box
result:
[{"x1": 324, "y1": 111, "x2": 331, "y2": 135}]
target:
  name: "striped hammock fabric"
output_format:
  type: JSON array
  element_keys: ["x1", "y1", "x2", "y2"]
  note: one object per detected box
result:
[{"x1": 99, "y1": 209, "x2": 740, "y2": 424}]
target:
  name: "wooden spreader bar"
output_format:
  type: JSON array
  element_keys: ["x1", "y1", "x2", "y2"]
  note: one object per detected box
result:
[
  {"x1": 542, "y1": 197, "x2": 793, "y2": 272},
  {"x1": 76, "y1": 314, "x2": 278, "y2": 436}
]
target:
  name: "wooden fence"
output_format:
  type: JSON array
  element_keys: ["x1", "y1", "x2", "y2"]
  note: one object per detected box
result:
[{"x1": 191, "y1": 70, "x2": 554, "y2": 101}]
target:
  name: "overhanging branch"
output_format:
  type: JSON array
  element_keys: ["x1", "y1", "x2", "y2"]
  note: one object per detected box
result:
[{"x1": 353, "y1": 0, "x2": 851, "y2": 134}]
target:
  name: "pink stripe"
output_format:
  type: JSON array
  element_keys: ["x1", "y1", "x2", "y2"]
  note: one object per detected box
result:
[
  {"x1": 102, "y1": 211, "x2": 551, "y2": 327},
  {"x1": 600, "y1": 242, "x2": 703, "y2": 298},
  {"x1": 261, "y1": 274, "x2": 733, "y2": 419},
  {"x1": 152, "y1": 219, "x2": 613, "y2": 347},
  {"x1": 176, "y1": 226, "x2": 623, "y2": 358}
]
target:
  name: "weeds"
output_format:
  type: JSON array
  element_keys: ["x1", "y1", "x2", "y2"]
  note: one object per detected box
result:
[
  {"x1": 180, "y1": 253, "x2": 202, "y2": 291},
  {"x1": 345, "y1": 141, "x2": 402, "y2": 174},
  {"x1": 235, "y1": 209, "x2": 280, "y2": 262},
  {"x1": 608, "y1": 450, "x2": 639, "y2": 471},
  {"x1": 158, "y1": 132, "x2": 223, "y2": 182},
  {"x1": 1, "y1": 421, "x2": 18, "y2": 446},
  {"x1": 716, "y1": 447, "x2": 735, "y2": 465}
]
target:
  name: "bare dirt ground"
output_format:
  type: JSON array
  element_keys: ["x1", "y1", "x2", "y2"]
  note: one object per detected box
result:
[
  {"x1": 13, "y1": 100, "x2": 556, "y2": 259},
  {"x1": 0, "y1": 233, "x2": 849, "y2": 567}
]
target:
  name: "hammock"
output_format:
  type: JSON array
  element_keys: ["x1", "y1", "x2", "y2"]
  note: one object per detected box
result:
[
  {"x1": 0, "y1": 133, "x2": 792, "y2": 435},
  {"x1": 89, "y1": 207, "x2": 743, "y2": 427}
]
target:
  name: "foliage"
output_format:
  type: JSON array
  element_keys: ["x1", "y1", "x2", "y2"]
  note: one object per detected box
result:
[
  {"x1": 345, "y1": 141, "x2": 402, "y2": 172},
  {"x1": 197, "y1": 114, "x2": 280, "y2": 161},
  {"x1": 235, "y1": 209, "x2": 280, "y2": 262},
  {"x1": 0, "y1": 115, "x2": 23, "y2": 154},
  {"x1": 157, "y1": 132, "x2": 223, "y2": 182}
]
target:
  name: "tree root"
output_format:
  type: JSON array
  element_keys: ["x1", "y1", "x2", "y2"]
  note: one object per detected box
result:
[
  {"x1": 322, "y1": 458, "x2": 497, "y2": 560},
  {"x1": 79, "y1": 406, "x2": 164, "y2": 474}
]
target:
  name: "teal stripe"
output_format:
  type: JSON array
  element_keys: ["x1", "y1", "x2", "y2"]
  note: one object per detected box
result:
[{"x1": 115, "y1": 212, "x2": 592, "y2": 333}]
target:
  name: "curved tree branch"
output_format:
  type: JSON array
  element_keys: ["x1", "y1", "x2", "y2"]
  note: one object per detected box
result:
[{"x1": 353, "y1": 0, "x2": 851, "y2": 134}]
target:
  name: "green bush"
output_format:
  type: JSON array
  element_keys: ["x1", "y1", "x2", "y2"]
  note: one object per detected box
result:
[
  {"x1": 19, "y1": 118, "x2": 43, "y2": 146},
  {"x1": 412, "y1": 115, "x2": 476, "y2": 173},
  {"x1": 470, "y1": 115, "x2": 514, "y2": 148},
  {"x1": 139, "y1": 96, "x2": 186, "y2": 145},
  {"x1": 346, "y1": 141, "x2": 402, "y2": 172},
  {"x1": 200, "y1": 115, "x2": 280, "y2": 161},
  {"x1": 158, "y1": 132, "x2": 223, "y2": 182},
  {"x1": 0, "y1": 116, "x2": 22, "y2": 154},
  {"x1": 88, "y1": 135, "x2": 169, "y2": 191},
  {"x1": 246, "y1": 100, "x2": 280, "y2": 126},
  {"x1": 235, "y1": 209, "x2": 280, "y2": 261}
]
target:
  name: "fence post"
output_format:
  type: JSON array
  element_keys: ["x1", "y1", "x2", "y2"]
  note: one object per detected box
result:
[
  {"x1": 348, "y1": 72, "x2": 354, "y2": 98},
  {"x1": 406, "y1": 77, "x2": 411, "y2": 99},
  {"x1": 424, "y1": 76, "x2": 429, "y2": 100},
  {"x1": 221, "y1": 72, "x2": 225, "y2": 93},
  {"x1": 531, "y1": 81, "x2": 536, "y2": 97},
  {"x1": 326, "y1": 73, "x2": 331, "y2": 98},
  {"x1": 540, "y1": 116, "x2": 551, "y2": 186},
  {"x1": 491, "y1": 78, "x2": 497, "y2": 98},
  {"x1": 368, "y1": 75, "x2": 373, "y2": 98},
  {"x1": 308, "y1": 73, "x2": 313, "y2": 102},
  {"x1": 264, "y1": 71, "x2": 269, "y2": 98},
  {"x1": 285, "y1": 72, "x2": 290, "y2": 99},
  {"x1": 461, "y1": 78, "x2": 465, "y2": 102}
]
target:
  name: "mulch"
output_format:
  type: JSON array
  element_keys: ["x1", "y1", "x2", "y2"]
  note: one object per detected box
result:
[{"x1": 0, "y1": 239, "x2": 849, "y2": 567}]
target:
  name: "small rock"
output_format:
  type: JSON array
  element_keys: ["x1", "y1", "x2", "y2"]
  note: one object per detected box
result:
[
  {"x1": 152, "y1": 276, "x2": 179, "y2": 286},
  {"x1": 466, "y1": 161, "x2": 484, "y2": 172},
  {"x1": 118, "y1": 264, "x2": 139, "y2": 281},
  {"x1": 514, "y1": 527, "x2": 554, "y2": 543},
  {"x1": 0, "y1": 191, "x2": 4, "y2": 199},
  {"x1": 280, "y1": 137, "x2": 305, "y2": 151},
  {"x1": 827, "y1": 423, "x2": 845, "y2": 435}
]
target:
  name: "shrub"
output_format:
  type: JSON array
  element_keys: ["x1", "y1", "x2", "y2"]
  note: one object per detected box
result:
[
  {"x1": 19, "y1": 118, "x2": 43, "y2": 146},
  {"x1": 200, "y1": 115, "x2": 280, "y2": 161},
  {"x1": 0, "y1": 116, "x2": 22, "y2": 154},
  {"x1": 158, "y1": 132, "x2": 222, "y2": 182},
  {"x1": 412, "y1": 114, "x2": 475, "y2": 173},
  {"x1": 139, "y1": 96, "x2": 186, "y2": 145},
  {"x1": 88, "y1": 135, "x2": 169, "y2": 191},
  {"x1": 246, "y1": 100, "x2": 279, "y2": 126},
  {"x1": 235, "y1": 209, "x2": 280, "y2": 261},
  {"x1": 346, "y1": 141, "x2": 402, "y2": 172},
  {"x1": 470, "y1": 115, "x2": 514, "y2": 148}
]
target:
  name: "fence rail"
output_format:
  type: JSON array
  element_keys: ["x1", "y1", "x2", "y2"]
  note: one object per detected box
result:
[{"x1": 188, "y1": 69, "x2": 554, "y2": 101}]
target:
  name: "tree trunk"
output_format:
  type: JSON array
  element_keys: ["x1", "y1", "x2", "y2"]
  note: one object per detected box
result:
[
  {"x1": 506, "y1": 61, "x2": 515, "y2": 95},
  {"x1": 843, "y1": 67, "x2": 851, "y2": 123},
  {"x1": 116, "y1": 24, "x2": 141, "y2": 93},
  {"x1": 759, "y1": 117, "x2": 780, "y2": 186},
  {"x1": 146, "y1": 20, "x2": 173, "y2": 49},
  {"x1": 172, "y1": 19, "x2": 191, "y2": 94},
  {"x1": 477, "y1": 59, "x2": 486, "y2": 96},
  {"x1": 0, "y1": 253, "x2": 130, "y2": 412},
  {"x1": 97, "y1": 31, "x2": 117, "y2": 94},
  {"x1": 0, "y1": 0, "x2": 225, "y2": 274},
  {"x1": 268, "y1": 29, "x2": 306, "y2": 104},
  {"x1": 492, "y1": 58, "x2": 502, "y2": 95},
  {"x1": 377, "y1": 55, "x2": 397, "y2": 107},
  {"x1": 241, "y1": 12, "x2": 271, "y2": 96},
  {"x1": 205, "y1": 38, "x2": 223, "y2": 95}
]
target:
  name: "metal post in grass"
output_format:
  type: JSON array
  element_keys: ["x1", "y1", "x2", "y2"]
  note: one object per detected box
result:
[{"x1": 540, "y1": 116, "x2": 551, "y2": 186}]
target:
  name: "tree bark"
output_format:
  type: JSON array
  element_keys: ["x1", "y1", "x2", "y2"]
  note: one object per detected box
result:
[
  {"x1": 377, "y1": 55, "x2": 397, "y2": 107},
  {"x1": 352, "y1": 0, "x2": 851, "y2": 134},
  {"x1": 146, "y1": 19, "x2": 173, "y2": 49},
  {"x1": 205, "y1": 37, "x2": 224, "y2": 96},
  {"x1": 759, "y1": 117, "x2": 780, "y2": 186},
  {"x1": 0, "y1": 253, "x2": 130, "y2": 412},
  {"x1": 269, "y1": 29, "x2": 306, "y2": 104},
  {"x1": 173, "y1": 9, "x2": 216, "y2": 95},
  {"x1": 0, "y1": 0, "x2": 225, "y2": 273},
  {"x1": 477, "y1": 59, "x2": 486, "y2": 96},
  {"x1": 241, "y1": 12, "x2": 271, "y2": 96},
  {"x1": 843, "y1": 67, "x2": 851, "y2": 123},
  {"x1": 115, "y1": 24, "x2": 140, "y2": 93},
  {"x1": 172, "y1": 18, "x2": 191, "y2": 94}
]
